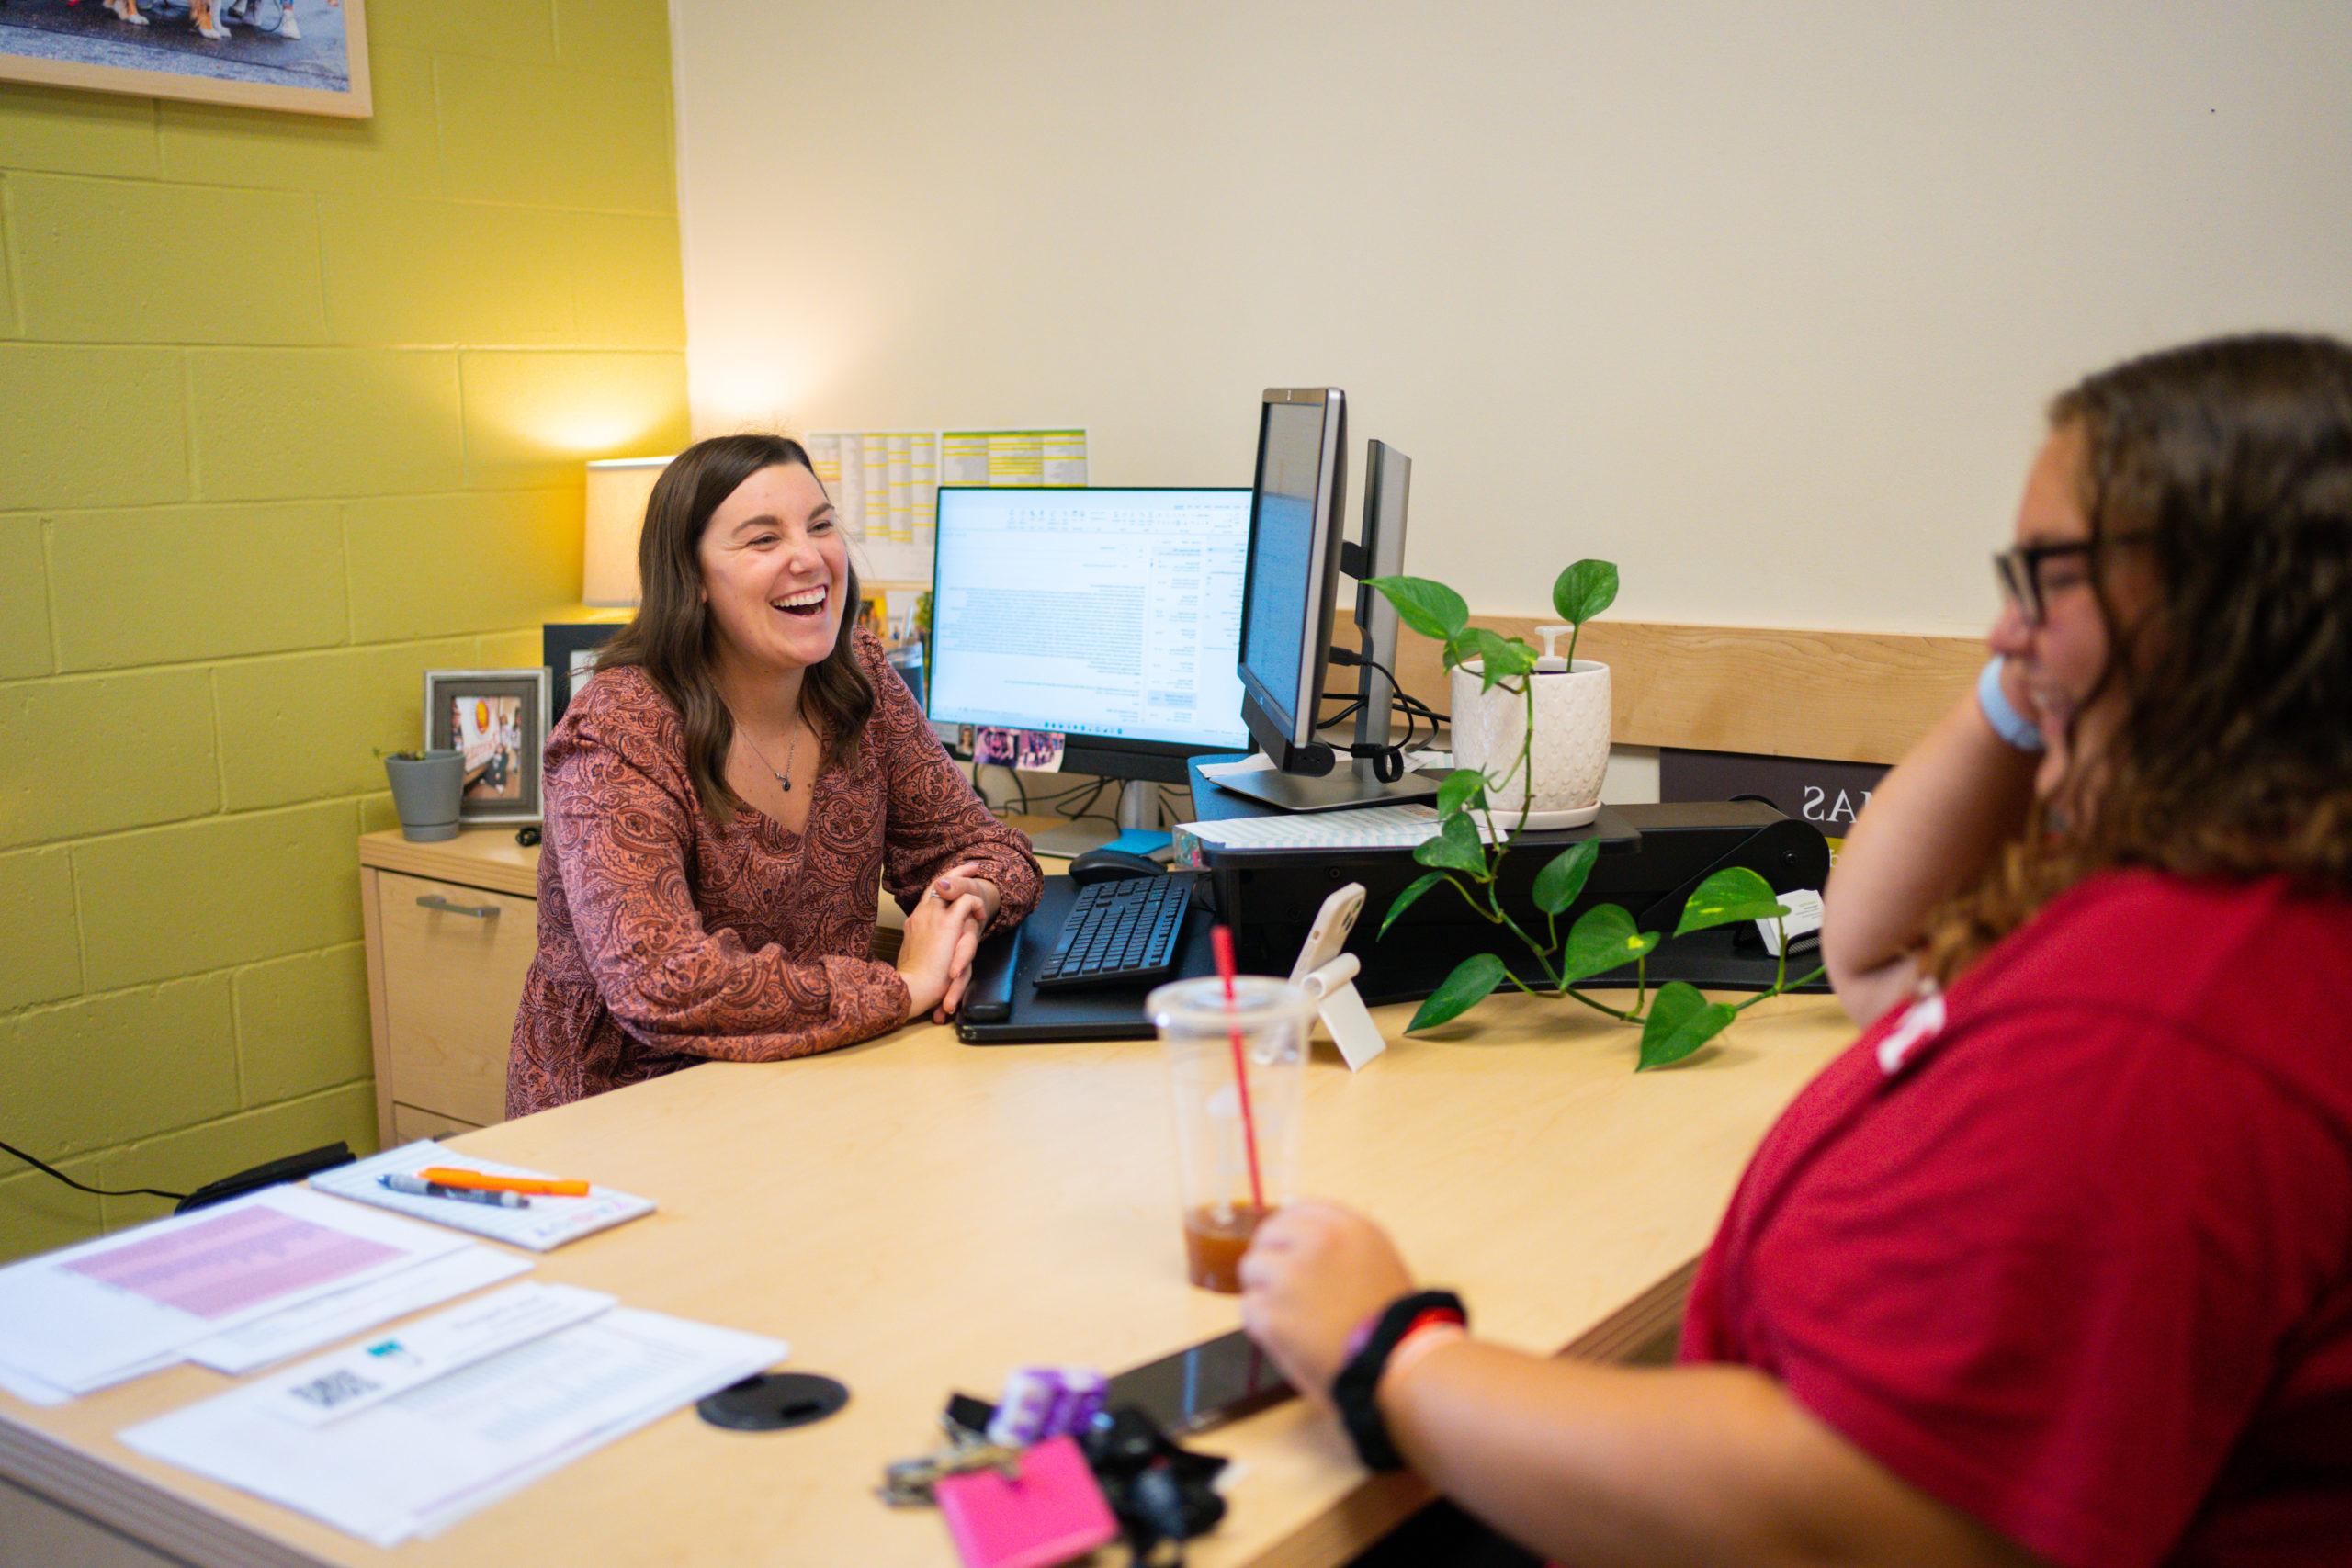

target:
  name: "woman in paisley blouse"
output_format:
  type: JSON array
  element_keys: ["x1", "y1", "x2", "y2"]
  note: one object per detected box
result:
[{"x1": 506, "y1": 434, "x2": 1042, "y2": 1115}]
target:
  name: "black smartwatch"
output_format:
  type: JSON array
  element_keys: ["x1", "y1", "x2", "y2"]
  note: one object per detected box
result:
[{"x1": 1329, "y1": 1290, "x2": 1467, "y2": 1472}]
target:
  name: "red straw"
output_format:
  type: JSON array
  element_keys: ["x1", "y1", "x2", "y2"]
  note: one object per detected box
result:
[{"x1": 1210, "y1": 925, "x2": 1268, "y2": 1213}]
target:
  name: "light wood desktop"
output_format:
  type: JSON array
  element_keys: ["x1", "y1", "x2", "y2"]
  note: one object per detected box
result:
[{"x1": 0, "y1": 987, "x2": 1854, "y2": 1568}]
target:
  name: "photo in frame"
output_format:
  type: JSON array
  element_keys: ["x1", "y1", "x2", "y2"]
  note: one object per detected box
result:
[
  {"x1": 0, "y1": 0, "x2": 370, "y2": 118},
  {"x1": 423, "y1": 669, "x2": 549, "y2": 825},
  {"x1": 543, "y1": 622, "x2": 623, "y2": 723}
]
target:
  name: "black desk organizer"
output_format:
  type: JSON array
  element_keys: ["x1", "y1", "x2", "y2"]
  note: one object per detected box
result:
[
  {"x1": 1181, "y1": 759, "x2": 1834, "y2": 1006},
  {"x1": 956, "y1": 762, "x2": 1833, "y2": 1043}
]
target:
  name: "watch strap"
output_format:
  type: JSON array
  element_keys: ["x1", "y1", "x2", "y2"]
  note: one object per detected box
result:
[{"x1": 1329, "y1": 1291, "x2": 1467, "y2": 1472}]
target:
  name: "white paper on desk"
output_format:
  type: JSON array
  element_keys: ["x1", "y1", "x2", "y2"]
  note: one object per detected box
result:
[
  {"x1": 248, "y1": 1283, "x2": 613, "y2": 1428},
  {"x1": 311, "y1": 1142, "x2": 655, "y2": 1252},
  {"x1": 0, "y1": 1357, "x2": 130, "y2": 1406},
  {"x1": 122, "y1": 1307, "x2": 787, "y2": 1547},
  {"x1": 0, "y1": 1187, "x2": 470, "y2": 1395},
  {"x1": 1195, "y1": 752, "x2": 1274, "y2": 780},
  {"x1": 187, "y1": 1247, "x2": 533, "y2": 1375}
]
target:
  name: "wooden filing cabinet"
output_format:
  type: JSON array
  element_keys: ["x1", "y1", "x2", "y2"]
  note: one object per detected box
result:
[{"x1": 358, "y1": 829, "x2": 542, "y2": 1144}]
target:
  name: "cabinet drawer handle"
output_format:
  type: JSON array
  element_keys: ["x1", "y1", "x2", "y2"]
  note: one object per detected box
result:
[{"x1": 416, "y1": 894, "x2": 500, "y2": 919}]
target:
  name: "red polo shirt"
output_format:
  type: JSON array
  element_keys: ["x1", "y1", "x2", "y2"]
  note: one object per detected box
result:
[{"x1": 1682, "y1": 869, "x2": 2352, "y2": 1568}]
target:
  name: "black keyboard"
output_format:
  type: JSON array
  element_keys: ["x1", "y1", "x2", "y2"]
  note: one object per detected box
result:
[{"x1": 1033, "y1": 874, "x2": 1193, "y2": 991}]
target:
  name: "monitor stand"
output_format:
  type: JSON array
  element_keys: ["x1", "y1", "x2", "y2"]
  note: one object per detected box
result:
[{"x1": 1209, "y1": 760, "x2": 1441, "y2": 814}]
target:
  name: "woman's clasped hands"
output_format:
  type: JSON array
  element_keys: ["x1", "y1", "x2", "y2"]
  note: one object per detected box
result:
[{"x1": 898, "y1": 861, "x2": 1001, "y2": 1024}]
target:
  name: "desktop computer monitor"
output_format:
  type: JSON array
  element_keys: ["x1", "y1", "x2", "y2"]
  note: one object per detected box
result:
[
  {"x1": 1222, "y1": 389, "x2": 1439, "y2": 813},
  {"x1": 1237, "y1": 389, "x2": 1347, "y2": 767},
  {"x1": 927, "y1": 486, "x2": 1254, "y2": 851}
]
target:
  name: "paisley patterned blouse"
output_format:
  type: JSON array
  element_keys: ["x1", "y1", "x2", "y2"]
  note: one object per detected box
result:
[{"x1": 505, "y1": 629, "x2": 1041, "y2": 1116}]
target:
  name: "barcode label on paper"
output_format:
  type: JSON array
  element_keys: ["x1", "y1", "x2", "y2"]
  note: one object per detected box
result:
[{"x1": 288, "y1": 1367, "x2": 381, "y2": 1411}]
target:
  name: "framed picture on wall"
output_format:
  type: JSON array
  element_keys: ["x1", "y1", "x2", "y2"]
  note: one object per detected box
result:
[
  {"x1": 543, "y1": 622, "x2": 624, "y2": 722},
  {"x1": 0, "y1": 0, "x2": 371, "y2": 119},
  {"x1": 424, "y1": 669, "x2": 550, "y2": 826}
]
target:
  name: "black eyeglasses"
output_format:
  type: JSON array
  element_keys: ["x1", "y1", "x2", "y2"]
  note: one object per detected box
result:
[{"x1": 1991, "y1": 530, "x2": 2155, "y2": 626}]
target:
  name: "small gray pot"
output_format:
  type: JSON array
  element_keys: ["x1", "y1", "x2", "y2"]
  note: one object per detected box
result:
[{"x1": 384, "y1": 750, "x2": 464, "y2": 842}]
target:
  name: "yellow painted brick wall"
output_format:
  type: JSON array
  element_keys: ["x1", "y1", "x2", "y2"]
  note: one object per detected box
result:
[{"x1": 0, "y1": 0, "x2": 687, "y2": 1260}]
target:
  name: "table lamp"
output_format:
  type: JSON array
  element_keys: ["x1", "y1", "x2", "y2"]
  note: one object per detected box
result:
[{"x1": 582, "y1": 457, "x2": 673, "y2": 607}]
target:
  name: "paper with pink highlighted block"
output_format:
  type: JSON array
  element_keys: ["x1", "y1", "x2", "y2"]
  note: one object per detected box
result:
[
  {"x1": 0, "y1": 1188, "x2": 470, "y2": 1397},
  {"x1": 62, "y1": 1205, "x2": 405, "y2": 1319}
]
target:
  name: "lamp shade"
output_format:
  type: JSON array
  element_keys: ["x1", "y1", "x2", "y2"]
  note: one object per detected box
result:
[{"x1": 582, "y1": 457, "x2": 673, "y2": 607}]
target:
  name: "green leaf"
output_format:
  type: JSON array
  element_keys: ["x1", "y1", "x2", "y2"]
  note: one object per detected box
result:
[
  {"x1": 1436, "y1": 768, "x2": 1487, "y2": 819},
  {"x1": 1672, "y1": 866, "x2": 1792, "y2": 937},
  {"x1": 1381, "y1": 871, "x2": 1448, "y2": 938},
  {"x1": 1367, "y1": 576, "x2": 1468, "y2": 643},
  {"x1": 1411, "y1": 812, "x2": 1487, "y2": 874},
  {"x1": 1531, "y1": 840, "x2": 1600, "y2": 916},
  {"x1": 1558, "y1": 903, "x2": 1660, "y2": 985},
  {"x1": 1464, "y1": 627, "x2": 1537, "y2": 693},
  {"x1": 1552, "y1": 559, "x2": 1620, "y2": 627},
  {"x1": 1637, "y1": 982, "x2": 1738, "y2": 1069},
  {"x1": 1407, "y1": 953, "x2": 1509, "y2": 1033}
]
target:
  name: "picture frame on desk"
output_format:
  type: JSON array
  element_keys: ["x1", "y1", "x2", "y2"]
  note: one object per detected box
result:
[
  {"x1": 544, "y1": 622, "x2": 624, "y2": 721},
  {"x1": 424, "y1": 669, "x2": 550, "y2": 826}
]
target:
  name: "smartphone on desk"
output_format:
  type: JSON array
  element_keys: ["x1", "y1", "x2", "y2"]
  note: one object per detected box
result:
[{"x1": 1106, "y1": 1328, "x2": 1293, "y2": 1435}]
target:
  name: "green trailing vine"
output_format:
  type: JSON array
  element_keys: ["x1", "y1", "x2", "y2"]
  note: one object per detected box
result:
[{"x1": 1365, "y1": 561, "x2": 1826, "y2": 1069}]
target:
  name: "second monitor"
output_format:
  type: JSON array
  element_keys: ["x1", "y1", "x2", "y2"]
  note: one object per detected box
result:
[{"x1": 928, "y1": 486, "x2": 1253, "y2": 852}]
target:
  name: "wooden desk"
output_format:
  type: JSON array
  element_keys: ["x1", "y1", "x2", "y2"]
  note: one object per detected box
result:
[{"x1": 0, "y1": 991, "x2": 1854, "y2": 1567}]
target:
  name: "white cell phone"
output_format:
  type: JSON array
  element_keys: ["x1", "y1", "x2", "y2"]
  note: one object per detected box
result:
[{"x1": 1289, "y1": 883, "x2": 1366, "y2": 983}]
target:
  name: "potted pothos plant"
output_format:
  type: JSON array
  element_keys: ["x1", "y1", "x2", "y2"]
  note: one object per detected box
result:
[{"x1": 1365, "y1": 563, "x2": 1826, "y2": 1069}]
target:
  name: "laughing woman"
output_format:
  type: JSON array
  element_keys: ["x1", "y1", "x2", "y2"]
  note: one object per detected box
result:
[{"x1": 507, "y1": 434, "x2": 1041, "y2": 1116}]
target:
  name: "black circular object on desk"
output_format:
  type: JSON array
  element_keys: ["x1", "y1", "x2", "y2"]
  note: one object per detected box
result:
[{"x1": 696, "y1": 1371, "x2": 850, "y2": 1431}]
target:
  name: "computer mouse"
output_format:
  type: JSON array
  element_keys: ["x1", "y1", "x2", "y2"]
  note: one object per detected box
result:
[{"x1": 1067, "y1": 846, "x2": 1165, "y2": 886}]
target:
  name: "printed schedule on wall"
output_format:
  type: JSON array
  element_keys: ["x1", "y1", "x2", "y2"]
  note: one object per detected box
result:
[{"x1": 805, "y1": 429, "x2": 1087, "y2": 577}]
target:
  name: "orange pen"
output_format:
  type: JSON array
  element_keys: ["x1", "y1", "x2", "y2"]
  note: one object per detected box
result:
[{"x1": 416, "y1": 1168, "x2": 590, "y2": 1198}]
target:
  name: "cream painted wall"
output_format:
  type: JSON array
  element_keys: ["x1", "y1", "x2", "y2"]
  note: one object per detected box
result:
[{"x1": 671, "y1": 2, "x2": 2352, "y2": 637}]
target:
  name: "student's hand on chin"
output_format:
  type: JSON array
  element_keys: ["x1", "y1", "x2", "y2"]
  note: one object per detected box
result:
[{"x1": 1238, "y1": 1201, "x2": 1417, "y2": 1401}]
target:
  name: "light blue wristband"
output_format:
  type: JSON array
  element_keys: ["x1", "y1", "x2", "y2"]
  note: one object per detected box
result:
[{"x1": 1976, "y1": 656, "x2": 2045, "y2": 752}]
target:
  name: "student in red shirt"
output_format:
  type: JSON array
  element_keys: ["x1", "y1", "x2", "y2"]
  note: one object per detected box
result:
[{"x1": 1239, "y1": 333, "x2": 2352, "y2": 1568}]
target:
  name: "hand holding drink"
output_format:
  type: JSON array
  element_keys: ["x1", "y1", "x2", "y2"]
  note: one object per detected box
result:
[{"x1": 1148, "y1": 931, "x2": 1311, "y2": 1292}]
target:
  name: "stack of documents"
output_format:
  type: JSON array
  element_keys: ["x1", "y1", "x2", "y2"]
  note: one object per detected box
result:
[
  {"x1": 312, "y1": 1143, "x2": 656, "y2": 1251},
  {"x1": 0, "y1": 1188, "x2": 525, "y2": 1403},
  {"x1": 121, "y1": 1283, "x2": 787, "y2": 1546}
]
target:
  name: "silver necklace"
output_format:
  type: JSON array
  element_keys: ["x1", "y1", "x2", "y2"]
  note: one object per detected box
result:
[{"x1": 735, "y1": 716, "x2": 804, "y2": 794}]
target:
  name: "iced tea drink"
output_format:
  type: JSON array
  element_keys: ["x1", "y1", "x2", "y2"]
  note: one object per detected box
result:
[
  {"x1": 1182, "y1": 1202, "x2": 1272, "y2": 1292},
  {"x1": 1148, "y1": 976, "x2": 1311, "y2": 1294}
]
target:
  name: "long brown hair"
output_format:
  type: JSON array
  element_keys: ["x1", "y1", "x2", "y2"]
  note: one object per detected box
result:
[
  {"x1": 594, "y1": 434, "x2": 873, "y2": 827},
  {"x1": 1921, "y1": 333, "x2": 2352, "y2": 984}
]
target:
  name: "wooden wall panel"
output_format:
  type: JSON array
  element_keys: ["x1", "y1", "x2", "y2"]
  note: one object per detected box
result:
[{"x1": 1334, "y1": 613, "x2": 1981, "y2": 765}]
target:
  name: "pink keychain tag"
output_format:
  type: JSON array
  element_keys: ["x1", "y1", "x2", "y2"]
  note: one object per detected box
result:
[{"x1": 933, "y1": 1434, "x2": 1119, "y2": 1568}]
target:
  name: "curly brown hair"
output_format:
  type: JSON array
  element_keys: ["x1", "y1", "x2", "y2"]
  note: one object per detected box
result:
[
  {"x1": 1922, "y1": 333, "x2": 2352, "y2": 985},
  {"x1": 593, "y1": 434, "x2": 873, "y2": 828}
]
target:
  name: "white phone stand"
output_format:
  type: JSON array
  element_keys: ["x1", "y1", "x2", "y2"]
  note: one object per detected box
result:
[{"x1": 1295, "y1": 951, "x2": 1387, "y2": 1071}]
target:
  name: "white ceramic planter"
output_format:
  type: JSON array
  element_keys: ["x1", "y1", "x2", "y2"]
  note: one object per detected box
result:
[{"x1": 1449, "y1": 660, "x2": 1611, "y2": 829}]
